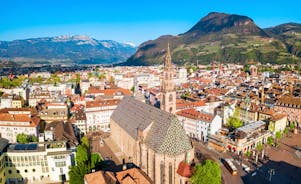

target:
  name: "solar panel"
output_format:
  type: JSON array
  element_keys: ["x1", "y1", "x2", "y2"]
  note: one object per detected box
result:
[{"x1": 14, "y1": 144, "x2": 37, "y2": 150}]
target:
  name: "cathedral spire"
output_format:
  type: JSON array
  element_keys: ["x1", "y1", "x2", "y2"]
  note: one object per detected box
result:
[
  {"x1": 161, "y1": 43, "x2": 176, "y2": 114},
  {"x1": 164, "y1": 42, "x2": 172, "y2": 69}
]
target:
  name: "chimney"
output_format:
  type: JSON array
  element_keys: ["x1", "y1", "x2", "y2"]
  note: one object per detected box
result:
[{"x1": 122, "y1": 159, "x2": 127, "y2": 170}]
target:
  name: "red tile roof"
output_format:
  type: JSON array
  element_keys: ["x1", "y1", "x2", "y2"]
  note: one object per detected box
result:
[
  {"x1": 0, "y1": 113, "x2": 40, "y2": 127},
  {"x1": 86, "y1": 99, "x2": 120, "y2": 108},
  {"x1": 177, "y1": 108, "x2": 214, "y2": 122},
  {"x1": 176, "y1": 99, "x2": 206, "y2": 109},
  {"x1": 177, "y1": 161, "x2": 193, "y2": 178},
  {"x1": 88, "y1": 87, "x2": 131, "y2": 96},
  {"x1": 84, "y1": 168, "x2": 152, "y2": 184},
  {"x1": 271, "y1": 113, "x2": 287, "y2": 121}
]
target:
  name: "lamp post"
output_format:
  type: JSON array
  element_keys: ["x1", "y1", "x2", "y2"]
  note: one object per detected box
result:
[{"x1": 268, "y1": 168, "x2": 275, "y2": 182}]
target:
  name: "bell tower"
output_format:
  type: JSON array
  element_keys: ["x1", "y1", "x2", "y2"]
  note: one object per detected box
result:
[{"x1": 160, "y1": 43, "x2": 176, "y2": 114}]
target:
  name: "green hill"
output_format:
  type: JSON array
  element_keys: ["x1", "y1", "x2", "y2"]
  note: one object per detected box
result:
[{"x1": 126, "y1": 12, "x2": 301, "y2": 66}]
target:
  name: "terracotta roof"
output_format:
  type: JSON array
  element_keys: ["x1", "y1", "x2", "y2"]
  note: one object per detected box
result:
[
  {"x1": 84, "y1": 168, "x2": 152, "y2": 184},
  {"x1": 0, "y1": 113, "x2": 40, "y2": 127},
  {"x1": 115, "y1": 168, "x2": 153, "y2": 184},
  {"x1": 45, "y1": 121, "x2": 78, "y2": 147},
  {"x1": 176, "y1": 99, "x2": 206, "y2": 109},
  {"x1": 88, "y1": 87, "x2": 131, "y2": 96},
  {"x1": 84, "y1": 171, "x2": 116, "y2": 184},
  {"x1": 86, "y1": 99, "x2": 120, "y2": 108},
  {"x1": 270, "y1": 113, "x2": 287, "y2": 121},
  {"x1": 277, "y1": 96, "x2": 301, "y2": 108},
  {"x1": 176, "y1": 161, "x2": 192, "y2": 178},
  {"x1": 0, "y1": 108, "x2": 37, "y2": 114},
  {"x1": 176, "y1": 109, "x2": 214, "y2": 123}
]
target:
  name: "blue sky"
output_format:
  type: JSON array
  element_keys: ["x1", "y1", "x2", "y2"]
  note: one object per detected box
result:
[{"x1": 0, "y1": 0, "x2": 300, "y2": 45}]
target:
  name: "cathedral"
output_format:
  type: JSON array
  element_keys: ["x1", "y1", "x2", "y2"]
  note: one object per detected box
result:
[{"x1": 110, "y1": 44, "x2": 194, "y2": 184}]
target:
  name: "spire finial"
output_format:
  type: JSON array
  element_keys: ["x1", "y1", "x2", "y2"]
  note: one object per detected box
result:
[{"x1": 164, "y1": 42, "x2": 172, "y2": 68}]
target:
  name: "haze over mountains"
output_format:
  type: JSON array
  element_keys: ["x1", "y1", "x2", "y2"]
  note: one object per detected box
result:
[
  {"x1": 126, "y1": 12, "x2": 301, "y2": 66},
  {"x1": 1, "y1": 12, "x2": 301, "y2": 67},
  {"x1": 0, "y1": 35, "x2": 136, "y2": 66}
]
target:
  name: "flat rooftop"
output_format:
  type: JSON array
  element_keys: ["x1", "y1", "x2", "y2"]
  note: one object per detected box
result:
[{"x1": 237, "y1": 120, "x2": 266, "y2": 134}]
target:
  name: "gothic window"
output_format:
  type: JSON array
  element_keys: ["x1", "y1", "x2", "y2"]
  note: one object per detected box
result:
[
  {"x1": 153, "y1": 155, "x2": 156, "y2": 182},
  {"x1": 169, "y1": 163, "x2": 172, "y2": 184},
  {"x1": 169, "y1": 94, "x2": 173, "y2": 102},
  {"x1": 169, "y1": 107, "x2": 173, "y2": 113},
  {"x1": 160, "y1": 161, "x2": 164, "y2": 184}
]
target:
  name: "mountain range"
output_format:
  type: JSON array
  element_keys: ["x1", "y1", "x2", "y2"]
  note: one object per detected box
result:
[
  {"x1": 0, "y1": 35, "x2": 136, "y2": 66},
  {"x1": 125, "y1": 12, "x2": 301, "y2": 66},
  {"x1": 1, "y1": 12, "x2": 301, "y2": 67}
]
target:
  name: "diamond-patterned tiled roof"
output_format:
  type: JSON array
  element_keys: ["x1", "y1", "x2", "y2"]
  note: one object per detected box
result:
[{"x1": 111, "y1": 96, "x2": 192, "y2": 156}]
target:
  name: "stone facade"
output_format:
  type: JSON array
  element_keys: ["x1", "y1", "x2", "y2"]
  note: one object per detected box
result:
[{"x1": 160, "y1": 43, "x2": 176, "y2": 114}]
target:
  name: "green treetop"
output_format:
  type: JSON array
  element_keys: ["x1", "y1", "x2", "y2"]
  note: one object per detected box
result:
[{"x1": 191, "y1": 160, "x2": 221, "y2": 184}]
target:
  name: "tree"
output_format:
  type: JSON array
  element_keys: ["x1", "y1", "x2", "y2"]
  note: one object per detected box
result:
[
  {"x1": 30, "y1": 135, "x2": 38, "y2": 142},
  {"x1": 81, "y1": 136, "x2": 89, "y2": 151},
  {"x1": 284, "y1": 127, "x2": 289, "y2": 137},
  {"x1": 275, "y1": 131, "x2": 282, "y2": 146},
  {"x1": 16, "y1": 133, "x2": 28, "y2": 144},
  {"x1": 98, "y1": 73, "x2": 106, "y2": 81},
  {"x1": 267, "y1": 136, "x2": 274, "y2": 146},
  {"x1": 191, "y1": 160, "x2": 221, "y2": 184},
  {"x1": 227, "y1": 116, "x2": 243, "y2": 129},
  {"x1": 130, "y1": 86, "x2": 135, "y2": 93},
  {"x1": 245, "y1": 151, "x2": 251, "y2": 158},
  {"x1": 255, "y1": 142, "x2": 263, "y2": 163},
  {"x1": 16, "y1": 133, "x2": 38, "y2": 143},
  {"x1": 90, "y1": 153, "x2": 101, "y2": 169},
  {"x1": 76, "y1": 145, "x2": 89, "y2": 164},
  {"x1": 76, "y1": 73, "x2": 81, "y2": 83},
  {"x1": 69, "y1": 162, "x2": 88, "y2": 184},
  {"x1": 275, "y1": 131, "x2": 282, "y2": 140},
  {"x1": 290, "y1": 122, "x2": 295, "y2": 131},
  {"x1": 69, "y1": 136, "x2": 103, "y2": 184}
]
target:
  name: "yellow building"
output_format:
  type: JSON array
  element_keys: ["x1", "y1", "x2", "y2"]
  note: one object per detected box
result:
[{"x1": 268, "y1": 114, "x2": 288, "y2": 134}]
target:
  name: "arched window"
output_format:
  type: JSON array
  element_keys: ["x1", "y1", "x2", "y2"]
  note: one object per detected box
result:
[
  {"x1": 169, "y1": 94, "x2": 173, "y2": 102},
  {"x1": 169, "y1": 107, "x2": 173, "y2": 113},
  {"x1": 160, "y1": 161, "x2": 165, "y2": 184}
]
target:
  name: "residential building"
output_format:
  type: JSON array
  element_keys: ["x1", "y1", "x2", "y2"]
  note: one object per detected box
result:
[
  {"x1": 39, "y1": 103, "x2": 68, "y2": 123},
  {"x1": 5, "y1": 141, "x2": 72, "y2": 184},
  {"x1": 0, "y1": 112, "x2": 40, "y2": 143},
  {"x1": 71, "y1": 109, "x2": 87, "y2": 136},
  {"x1": 268, "y1": 114, "x2": 288, "y2": 134},
  {"x1": 177, "y1": 108, "x2": 222, "y2": 142},
  {"x1": 0, "y1": 95, "x2": 12, "y2": 108},
  {"x1": 86, "y1": 99, "x2": 120, "y2": 132},
  {"x1": 11, "y1": 96, "x2": 24, "y2": 108},
  {"x1": 208, "y1": 121, "x2": 271, "y2": 154},
  {"x1": 275, "y1": 96, "x2": 301, "y2": 126}
]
